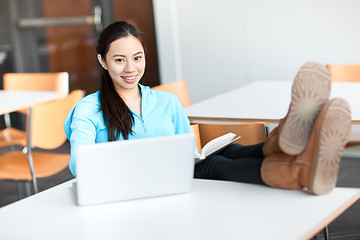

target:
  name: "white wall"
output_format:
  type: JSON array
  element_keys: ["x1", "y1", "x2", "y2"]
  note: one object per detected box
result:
[
  {"x1": 152, "y1": 0, "x2": 182, "y2": 84},
  {"x1": 153, "y1": 0, "x2": 360, "y2": 103}
]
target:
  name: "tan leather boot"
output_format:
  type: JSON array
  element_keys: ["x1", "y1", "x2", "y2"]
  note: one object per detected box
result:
[
  {"x1": 263, "y1": 62, "x2": 331, "y2": 156},
  {"x1": 276, "y1": 62, "x2": 331, "y2": 155},
  {"x1": 261, "y1": 98, "x2": 351, "y2": 195}
]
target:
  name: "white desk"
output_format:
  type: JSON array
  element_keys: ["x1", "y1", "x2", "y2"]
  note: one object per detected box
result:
[
  {"x1": 0, "y1": 179, "x2": 358, "y2": 240},
  {"x1": 0, "y1": 90, "x2": 65, "y2": 115},
  {"x1": 185, "y1": 81, "x2": 360, "y2": 124}
]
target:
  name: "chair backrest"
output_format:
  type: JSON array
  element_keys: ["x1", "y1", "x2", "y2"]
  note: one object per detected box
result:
[
  {"x1": 197, "y1": 122, "x2": 268, "y2": 148},
  {"x1": 326, "y1": 65, "x2": 360, "y2": 147},
  {"x1": 29, "y1": 90, "x2": 84, "y2": 149},
  {"x1": 326, "y1": 65, "x2": 360, "y2": 82},
  {"x1": 190, "y1": 124, "x2": 202, "y2": 151},
  {"x1": 3, "y1": 72, "x2": 69, "y2": 94},
  {"x1": 151, "y1": 79, "x2": 192, "y2": 107}
]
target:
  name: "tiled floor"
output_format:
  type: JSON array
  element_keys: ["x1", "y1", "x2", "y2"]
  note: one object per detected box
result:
[{"x1": 0, "y1": 143, "x2": 359, "y2": 239}]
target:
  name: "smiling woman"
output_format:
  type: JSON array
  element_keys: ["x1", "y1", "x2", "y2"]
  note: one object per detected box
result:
[{"x1": 96, "y1": 22, "x2": 148, "y2": 141}]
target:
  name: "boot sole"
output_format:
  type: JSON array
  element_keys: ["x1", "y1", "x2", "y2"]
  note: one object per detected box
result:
[
  {"x1": 279, "y1": 62, "x2": 331, "y2": 155},
  {"x1": 309, "y1": 98, "x2": 351, "y2": 195}
]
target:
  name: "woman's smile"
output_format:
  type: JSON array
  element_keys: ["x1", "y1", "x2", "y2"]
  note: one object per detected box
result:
[{"x1": 122, "y1": 75, "x2": 137, "y2": 83}]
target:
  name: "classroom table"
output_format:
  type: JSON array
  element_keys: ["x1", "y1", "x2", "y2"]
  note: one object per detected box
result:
[
  {"x1": 0, "y1": 90, "x2": 65, "y2": 115},
  {"x1": 185, "y1": 80, "x2": 360, "y2": 157},
  {"x1": 0, "y1": 179, "x2": 358, "y2": 240},
  {"x1": 185, "y1": 81, "x2": 360, "y2": 124}
]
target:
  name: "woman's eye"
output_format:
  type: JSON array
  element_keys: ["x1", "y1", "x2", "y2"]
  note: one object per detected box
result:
[
  {"x1": 135, "y1": 56, "x2": 142, "y2": 61},
  {"x1": 116, "y1": 59, "x2": 124, "y2": 63}
]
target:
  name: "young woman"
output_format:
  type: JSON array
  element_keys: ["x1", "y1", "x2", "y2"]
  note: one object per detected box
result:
[{"x1": 64, "y1": 21, "x2": 351, "y2": 195}]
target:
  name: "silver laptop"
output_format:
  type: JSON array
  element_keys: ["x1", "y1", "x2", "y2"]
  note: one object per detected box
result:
[{"x1": 75, "y1": 133, "x2": 195, "y2": 206}]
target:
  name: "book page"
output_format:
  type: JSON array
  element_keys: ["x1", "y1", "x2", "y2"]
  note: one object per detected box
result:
[{"x1": 198, "y1": 133, "x2": 240, "y2": 159}]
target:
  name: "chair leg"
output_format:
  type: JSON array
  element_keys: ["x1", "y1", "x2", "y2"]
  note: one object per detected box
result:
[
  {"x1": 27, "y1": 149, "x2": 38, "y2": 194},
  {"x1": 16, "y1": 181, "x2": 22, "y2": 200},
  {"x1": 4, "y1": 113, "x2": 12, "y2": 128},
  {"x1": 324, "y1": 225, "x2": 330, "y2": 240},
  {"x1": 15, "y1": 181, "x2": 31, "y2": 199},
  {"x1": 25, "y1": 181, "x2": 32, "y2": 197}
]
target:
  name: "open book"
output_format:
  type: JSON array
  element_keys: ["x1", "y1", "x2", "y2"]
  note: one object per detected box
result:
[{"x1": 194, "y1": 132, "x2": 241, "y2": 161}]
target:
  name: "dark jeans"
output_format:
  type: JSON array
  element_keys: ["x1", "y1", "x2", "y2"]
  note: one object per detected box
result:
[{"x1": 194, "y1": 142, "x2": 265, "y2": 185}]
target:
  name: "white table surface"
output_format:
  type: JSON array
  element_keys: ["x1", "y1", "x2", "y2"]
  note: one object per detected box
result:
[
  {"x1": 0, "y1": 179, "x2": 358, "y2": 240},
  {"x1": 185, "y1": 81, "x2": 360, "y2": 124},
  {"x1": 0, "y1": 90, "x2": 65, "y2": 115}
]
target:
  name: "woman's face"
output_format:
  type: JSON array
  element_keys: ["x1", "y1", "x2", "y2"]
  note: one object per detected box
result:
[{"x1": 98, "y1": 36, "x2": 146, "y2": 93}]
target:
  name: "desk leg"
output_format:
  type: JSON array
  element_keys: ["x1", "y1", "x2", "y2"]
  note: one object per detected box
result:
[{"x1": 26, "y1": 108, "x2": 38, "y2": 194}]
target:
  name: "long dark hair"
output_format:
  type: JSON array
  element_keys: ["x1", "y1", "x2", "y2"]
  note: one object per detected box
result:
[{"x1": 96, "y1": 21, "x2": 146, "y2": 141}]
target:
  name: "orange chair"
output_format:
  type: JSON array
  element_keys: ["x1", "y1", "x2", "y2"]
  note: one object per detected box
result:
[
  {"x1": 326, "y1": 64, "x2": 360, "y2": 146},
  {"x1": 1, "y1": 72, "x2": 69, "y2": 149},
  {"x1": 0, "y1": 90, "x2": 84, "y2": 194},
  {"x1": 326, "y1": 64, "x2": 360, "y2": 82},
  {"x1": 151, "y1": 79, "x2": 192, "y2": 107},
  {"x1": 196, "y1": 122, "x2": 269, "y2": 148},
  {"x1": 3, "y1": 72, "x2": 69, "y2": 94}
]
